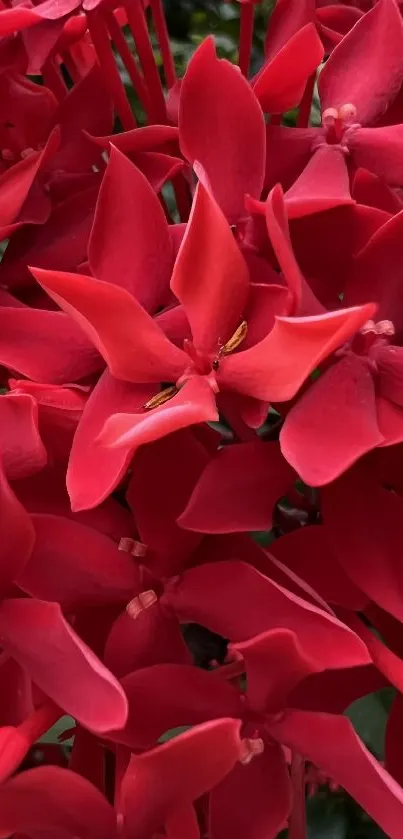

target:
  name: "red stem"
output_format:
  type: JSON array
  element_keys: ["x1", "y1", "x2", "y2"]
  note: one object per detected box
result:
[
  {"x1": 105, "y1": 10, "x2": 152, "y2": 114},
  {"x1": 239, "y1": 3, "x2": 254, "y2": 78},
  {"x1": 289, "y1": 752, "x2": 307, "y2": 839},
  {"x1": 42, "y1": 58, "x2": 68, "y2": 102},
  {"x1": 297, "y1": 72, "x2": 316, "y2": 128},
  {"x1": 149, "y1": 0, "x2": 176, "y2": 89},
  {"x1": 87, "y1": 10, "x2": 137, "y2": 130},
  {"x1": 124, "y1": 0, "x2": 167, "y2": 123}
]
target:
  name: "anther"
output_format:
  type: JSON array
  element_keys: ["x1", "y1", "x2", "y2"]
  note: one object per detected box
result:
[
  {"x1": 239, "y1": 737, "x2": 264, "y2": 765},
  {"x1": 338, "y1": 103, "x2": 356, "y2": 122},
  {"x1": 118, "y1": 537, "x2": 147, "y2": 557},
  {"x1": 143, "y1": 385, "x2": 178, "y2": 411},
  {"x1": 126, "y1": 590, "x2": 158, "y2": 619},
  {"x1": 322, "y1": 107, "x2": 338, "y2": 126},
  {"x1": 222, "y1": 320, "x2": 248, "y2": 355}
]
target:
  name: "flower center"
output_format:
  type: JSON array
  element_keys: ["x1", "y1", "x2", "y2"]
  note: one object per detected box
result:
[
  {"x1": 239, "y1": 736, "x2": 265, "y2": 765},
  {"x1": 142, "y1": 320, "x2": 248, "y2": 411},
  {"x1": 336, "y1": 318, "x2": 396, "y2": 372},
  {"x1": 126, "y1": 589, "x2": 158, "y2": 619},
  {"x1": 320, "y1": 103, "x2": 360, "y2": 147}
]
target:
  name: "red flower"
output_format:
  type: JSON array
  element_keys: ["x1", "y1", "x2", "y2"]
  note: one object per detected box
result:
[
  {"x1": 104, "y1": 632, "x2": 403, "y2": 839},
  {"x1": 32, "y1": 172, "x2": 374, "y2": 508}
]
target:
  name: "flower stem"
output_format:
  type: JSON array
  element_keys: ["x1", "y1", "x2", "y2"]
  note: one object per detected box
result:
[
  {"x1": 125, "y1": 0, "x2": 167, "y2": 123},
  {"x1": 149, "y1": 0, "x2": 176, "y2": 89},
  {"x1": 239, "y1": 3, "x2": 255, "y2": 77},
  {"x1": 289, "y1": 751, "x2": 307, "y2": 839},
  {"x1": 87, "y1": 10, "x2": 137, "y2": 130},
  {"x1": 105, "y1": 10, "x2": 152, "y2": 115}
]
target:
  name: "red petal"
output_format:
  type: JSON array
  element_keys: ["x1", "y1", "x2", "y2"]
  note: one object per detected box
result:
[
  {"x1": 179, "y1": 441, "x2": 294, "y2": 533},
  {"x1": 349, "y1": 125, "x2": 403, "y2": 186},
  {"x1": 0, "y1": 657, "x2": 32, "y2": 727},
  {"x1": 0, "y1": 598, "x2": 128, "y2": 732},
  {"x1": 0, "y1": 393, "x2": 46, "y2": 479},
  {"x1": 54, "y1": 65, "x2": 113, "y2": 172},
  {"x1": 18, "y1": 513, "x2": 141, "y2": 608},
  {"x1": 264, "y1": 0, "x2": 314, "y2": 60},
  {"x1": 345, "y1": 210, "x2": 403, "y2": 337},
  {"x1": 265, "y1": 184, "x2": 324, "y2": 315},
  {"x1": 280, "y1": 356, "x2": 383, "y2": 485},
  {"x1": 270, "y1": 526, "x2": 368, "y2": 610},
  {"x1": 0, "y1": 186, "x2": 98, "y2": 290},
  {"x1": 171, "y1": 182, "x2": 249, "y2": 353},
  {"x1": 284, "y1": 146, "x2": 354, "y2": 219},
  {"x1": 323, "y1": 462, "x2": 403, "y2": 622},
  {"x1": 376, "y1": 345, "x2": 403, "y2": 407},
  {"x1": 32, "y1": 267, "x2": 187, "y2": 383},
  {"x1": 0, "y1": 466, "x2": 35, "y2": 597},
  {"x1": 253, "y1": 25, "x2": 324, "y2": 115},
  {"x1": 290, "y1": 663, "x2": 387, "y2": 714},
  {"x1": 264, "y1": 125, "x2": 319, "y2": 193},
  {"x1": 242, "y1": 282, "x2": 293, "y2": 349},
  {"x1": 0, "y1": 128, "x2": 58, "y2": 227},
  {"x1": 126, "y1": 429, "x2": 211, "y2": 576},
  {"x1": 132, "y1": 150, "x2": 185, "y2": 193},
  {"x1": 166, "y1": 804, "x2": 200, "y2": 839},
  {"x1": 319, "y1": 0, "x2": 403, "y2": 125},
  {"x1": 0, "y1": 766, "x2": 117, "y2": 839},
  {"x1": 67, "y1": 371, "x2": 153, "y2": 511},
  {"x1": 352, "y1": 167, "x2": 402, "y2": 215},
  {"x1": 235, "y1": 628, "x2": 319, "y2": 713},
  {"x1": 89, "y1": 147, "x2": 172, "y2": 312},
  {"x1": 210, "y1": 745, "x2": 291, "y2": 839},
  {"x1": 179, "y1": 37, "x2": 265, "y2": 222},
  {"x1": 385, "y1": 694, "x2": 403, "y2": 786},
  {"x1": 121, "y1": 719, "x2": 243, "y2": 839},
  {"x1": 99, "y1": 376, "x2": 219, "y2": 454},
  {"x1": 162, "y1": 561, "x2": 370, "y2": 669},
  {"x1": 317, "y1": 5, "x2": 364, "y2": 50},
  {"x1": 0, "y1": 306, "x2": 101, "y2": 384},
  {"x1": 271, "y1": 710, "x2": 403, "y2": 838},
  {"x1": 220, "y1": 304, "x2": 376, "y2": 402},
  {"x1": 112, "y1": 664, "x2": 244, "y2": 749},
  {"x1": 377, "y1": 396, "x2": 403, "y2": 446},
  {"x1": 90, "y1": 125, "x2": 179, "y2": 154},
  {"x1": 104, "y1": 602, "x2": 191, "y2": 678}
]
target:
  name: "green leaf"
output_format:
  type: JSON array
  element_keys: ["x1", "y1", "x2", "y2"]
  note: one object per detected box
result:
[
  {"x1": 158, "y1": 725, "x2": 191, "y2": 744},
  {"x1": 345, "y1": 688, "x2": 395, "y2": 760},
  {"x1": 39, "y1": 715, "x2": 75, "y2": 746}
]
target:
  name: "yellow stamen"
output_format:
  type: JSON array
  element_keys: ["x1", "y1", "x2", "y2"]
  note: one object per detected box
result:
[
  {"x1": 222, "y1": 320, "x2": 248, "y2": 355},
  {"x1": 143, "y1": 385, "x2": 178, "y2": 411}
]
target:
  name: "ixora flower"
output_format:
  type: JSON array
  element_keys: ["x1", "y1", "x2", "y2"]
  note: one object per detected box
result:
[
  {"x1": 101, "y1": 632, "x2": 403, "y2": 839},
  {"x1": 32, "y1": 170, "x2": 375, "y2": 509},
  {"x1": 0, "y1": 720, "x2": 251, "y2": 839},
  {"x1": 266, "y1": 0, "x2": 403, "y2": 192},
  {"x1": 279, "y1": 208, "x2": 403, "y2": 486}
]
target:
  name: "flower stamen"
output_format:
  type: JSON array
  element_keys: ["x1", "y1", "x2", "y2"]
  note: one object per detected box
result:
[
  {"x1": 143, "y1": 385, "x2": 178, "y2": 411},
  {"x1": 213, "y1": 320, "x2": 248, "y2": 370}
]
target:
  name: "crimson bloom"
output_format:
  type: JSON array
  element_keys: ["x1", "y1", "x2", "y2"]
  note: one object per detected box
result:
[
  {"x1": 266, "y1": 0, "x2": 403, "y2": 193},
  {"x1": 103, "y1": 631, "x2": 403, "y2": 839},
  {"x1": 0, "y1": 719, "x2": 251, "y2": 839},
  {"x1": 33, "y1": 171, "x2": 374, "y2": 509}
]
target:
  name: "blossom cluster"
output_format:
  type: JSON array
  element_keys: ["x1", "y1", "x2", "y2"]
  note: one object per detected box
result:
[{"x1": 2, "y1": 0, "x2": 403, "y2": 835}]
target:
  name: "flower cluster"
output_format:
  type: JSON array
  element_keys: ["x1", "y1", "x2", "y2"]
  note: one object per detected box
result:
[{"x1": 2, "y1": 0, "x2": 403, "y2": 836}]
